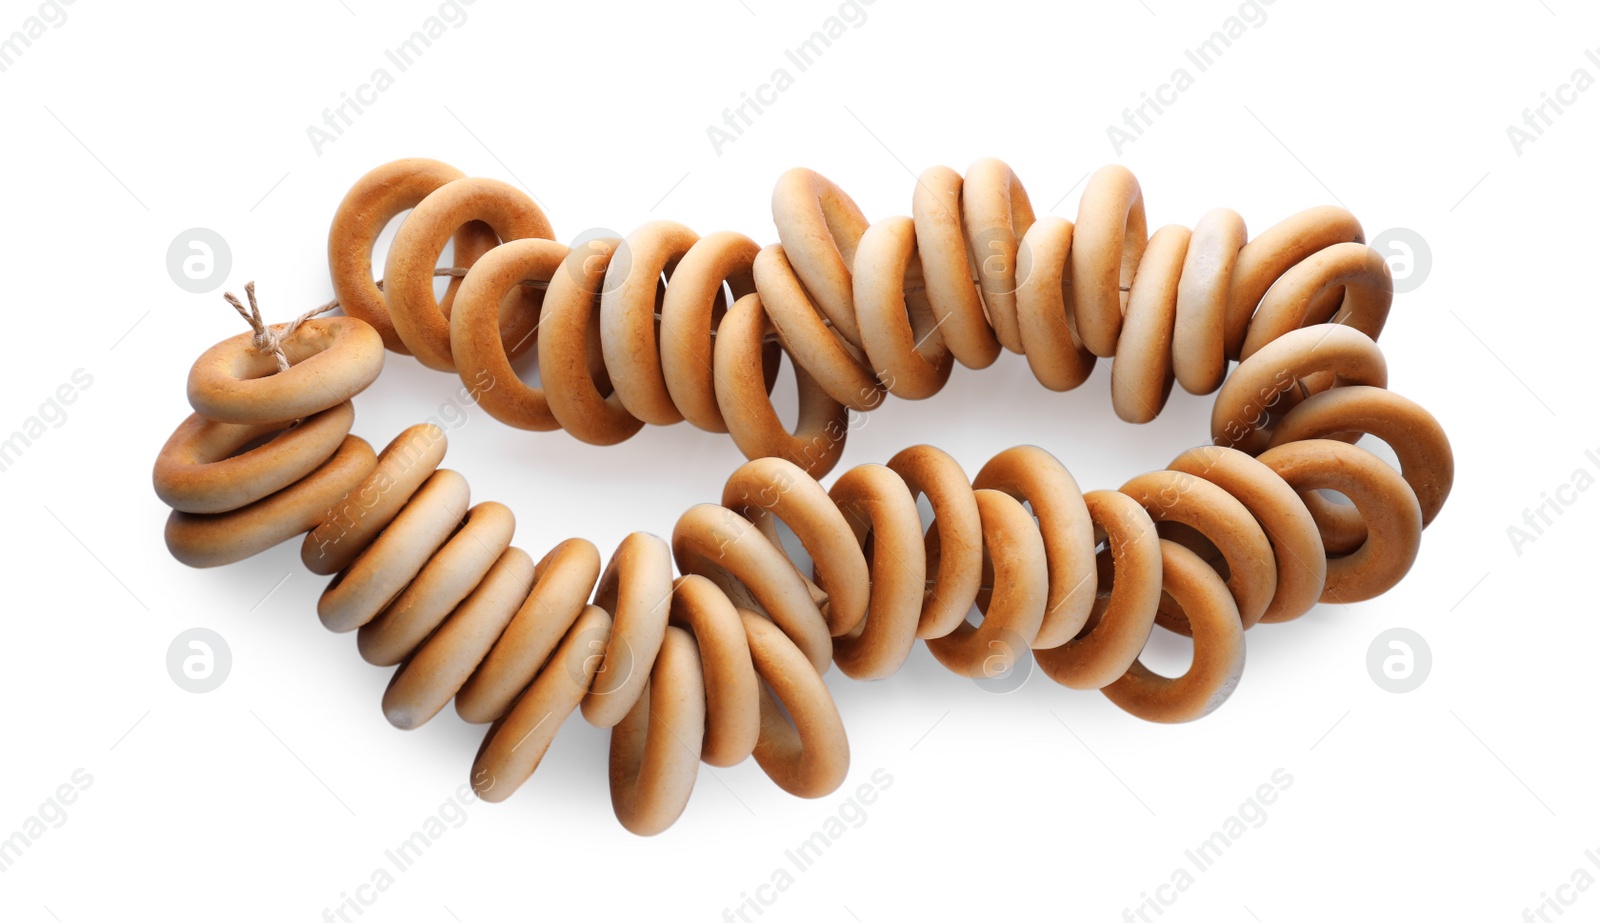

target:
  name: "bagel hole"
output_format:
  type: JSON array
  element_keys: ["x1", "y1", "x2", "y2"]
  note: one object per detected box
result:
[
  {"x1": 369, "y1": 208, "x2": 413, "y2": 283},
  {"x1": 1155, "y1": 522, "x2": 1229, "y2": 582},
  {"x1": 432, "y1": 234, "x2": 457, "y2": 300},
  {"x1": 368, "y1": 211, "x2": 507, "y2": 310},
  {"x1": 921, "y1": 520, "x2": 944, "y2": 593},
  {"x1": 1299, "y1": 484, "x2": 1367, "y2": 557},
  {"x1": 913, "y1": 494, "x2": 942, "y2": 592},
  {"x1": 833, "y1": 526, "x2": 878, "y2": 639},
  {"x1": 500, "y1": 279, "x2": 557, "y2": 385},
  {"x1": 1314, "y1": 284, "x2": 1351, "y2": 326},
  {"x1": 1313, "y1": 488, "x2": 1354, "y2": 508},
  {"x1": 1354, "y1": 431, "x2": 1402, "y2": 473},
  {"x1": 1071, "y1": 549, "x2": 1119, "y2": 641},
  {"x1": 585, "y1": 296, "x2": 619, "y2": 397},
  {"x1": 1260, "y1": 395, "x2": 1300, "y2": 436},
  {"x1": 771, "y1": 515, "x2": 813, "y2": 571},
  {"x1": 714, "y1": 272, "x2": 759, "y2": 335},
  {"x1": 1298, "y1": 431, "x2": 1396, "y2": 514},
  {"x1": 858, "y1": 525, "x2": 878, "y2": 571},
  {"x1": 1139, "y1": 626, "x2": 1196, "y2": 679},
  {"x1": 903, "y1": 271, "x2": 945, "y2": 361},
  {"x1": 436, "y1": 220, "x2": 504, "y2": 302},
  {"x1": 734, "y1": 302, "x2": 794, "y2": 402},
  {"x1": 1018, "y1": 499, "x2": 1049, "y2": 547},
  {"x1": 1313, "y1": 432, "x2": 1396, "y2": 553},
  {"x1": 761, "y1": 677, "x2": 800, "y2": 735},
  {"x1": 766, "y1": 351, "x2": 802, "y2": 433},
  {"x1": 654, "y1": 266, "x2": 673, "y2": 330},
  {"x1": 508, "y1": 336, "x2": 544, "y2": 388},
  {"x1": 962, "y1": 546, "x2": 998, "y2": 627},
  {"x1": 497, "y1": 282, "x2": 546, "y2": 362}
]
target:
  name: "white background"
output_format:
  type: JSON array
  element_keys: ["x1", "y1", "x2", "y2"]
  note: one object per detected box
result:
[{"x1": 1, "y1": 0, "x2": 1595, "y2": 920}]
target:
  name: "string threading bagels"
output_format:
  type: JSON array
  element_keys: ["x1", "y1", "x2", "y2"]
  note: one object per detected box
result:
[{"x1": 152, "y1": 156, "x2": 1453, "y2": 835}]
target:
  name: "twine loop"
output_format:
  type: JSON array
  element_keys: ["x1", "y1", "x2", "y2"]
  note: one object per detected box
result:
[{"x1": 223, "y1": 281, "x2": 338, "y2": 373}]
